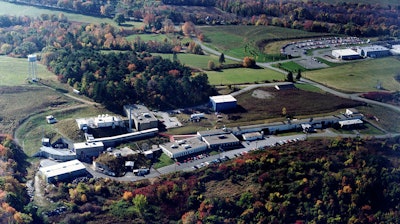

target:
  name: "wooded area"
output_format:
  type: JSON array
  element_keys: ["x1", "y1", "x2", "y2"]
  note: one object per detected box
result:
[
  {"x1": 4, "y1": 0, "x2": 399, "y2": 37},
  {"x1": 37, "y1": 138, "x2": 400, "y2": 223}
]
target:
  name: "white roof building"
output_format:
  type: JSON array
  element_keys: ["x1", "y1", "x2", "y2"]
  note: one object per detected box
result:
[
  {"x1": 160, "y1": 137, "x2": 208, "y2": 159},
  {"x1": 332, "y1": 49, "x2": 361, "y2": 60},
  {"x1": 39, "y1": 159, "x2": 87, "y2": 183}
]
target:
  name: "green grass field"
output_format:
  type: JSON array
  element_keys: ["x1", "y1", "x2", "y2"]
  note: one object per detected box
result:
[
  {"x1": 306, "y1": 57, "x2": 400, "y2": 92},
  {"x1": 0, "y1": 56, "x2": 56, "y2": 86},
  {"x1": 153, "y1": 53, "x2": 237, "y2": 70},
  {"x1": 206, "y1": 67, "x2": 284, "y2": 85},
  {"x1": 200, "y1": 25, "x2": 331, "y2": 61},
  {"x1": 274, "y1": 61, "x2": 306, "y2": 72},
  {"x1": 126, "y1": 34, "x2": 170, "y2": 42},
  {"x1": 0, "y1": 1, "x2": 144, "y2": 27}
]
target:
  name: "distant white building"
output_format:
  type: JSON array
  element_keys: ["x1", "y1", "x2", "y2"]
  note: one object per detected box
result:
[
  {"x1": 332, "y1": 49, "x2": 361, "y2": 60},
  {"x1": 39, "y1": 159, "x2": 87, "y2": 184},
  {"x1": 357, "y1": 45, "x2": 390, "y2": 58},
  {"x1": 390, "y1": 45, "x2": 400, "y2": 55}
]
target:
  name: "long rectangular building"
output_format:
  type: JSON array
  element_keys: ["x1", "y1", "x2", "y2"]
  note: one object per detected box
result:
[{"x1": 39, "y1": 160, "x2": 87, "y2": 184}]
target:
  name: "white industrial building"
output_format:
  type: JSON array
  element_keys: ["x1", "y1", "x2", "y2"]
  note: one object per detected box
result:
[
  {"x1": 242, "y1": 132, "x2": 264, "y2": 141},
  {"x1": 209, "y1": 95, "x2": 237, "y2": 112},
  {"x1": 160, "y1": 137, "x2": 208, "y2": 159},
  {"x1": 76, "y1": 114, "x2": 124, "y2": 130},
  {"x1": 357, "y1": 45, "x2": 390, "y2": 58},
  {"x1": 74, "y1": 142, "x2": 104, "y2": 161},
  {"x1": 332, "y1": 49, "x2": 361, "y2": 60},
  {"x1": 390, "y1": 45, "x2": 400, "y2": 55},
  {"x1": 39, "y1": 159, "x2": 87, "y2": 184},
  {"x1": 201, "y1": 133, "x2": 241, "y2": 149}
]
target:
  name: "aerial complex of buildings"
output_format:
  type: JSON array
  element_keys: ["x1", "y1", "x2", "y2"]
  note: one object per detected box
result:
[
  {"x1": 332, "y1": 45, "x2": 391, "y2": 60},
  {"x1": 36, "y1": 90, "x2": 366, "y2": 182},
  {"x1": 34, "y1": 37, "x2": 373, "y2": 183}
]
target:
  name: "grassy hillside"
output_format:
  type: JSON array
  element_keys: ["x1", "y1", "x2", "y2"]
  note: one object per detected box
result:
[
  {"x1": 200, "y1": 25, "x2": 331, "y2": 60},
  {"x1": 306, "y1": 57, "x2": 400, "y2": 93},
  {"x1": 0, "y1": 56, "x2": 56, "y2": 86}
]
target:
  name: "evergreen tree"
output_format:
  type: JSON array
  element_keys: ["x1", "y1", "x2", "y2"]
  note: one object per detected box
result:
[
  {"x1": 219, "y1": 53, "x2": 225, "y2": 65},
  {"x1": 296, "y1": 69, "x2": 302, "y2": 80},
  {"x1": 287, "y1": 71, "x2": 294, "y2": 82}
]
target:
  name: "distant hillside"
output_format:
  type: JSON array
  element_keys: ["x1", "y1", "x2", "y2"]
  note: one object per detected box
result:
[{"x1": 44, "y1": 137, "x2": 400, "y2": 223}]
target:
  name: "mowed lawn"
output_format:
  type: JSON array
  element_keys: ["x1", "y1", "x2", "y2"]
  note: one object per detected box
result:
[
  {"x1": 153, "y1": 53, "x2": 237, "y2": 70},
  {"x1": 206, "y1": 68, "x2": 284, "y2": 85},
  {"x1": 0, "y1": 56, "x2": 56, "y2": 86},
  {"x1": 306, "y1": 57, "x2": 400, "y2": 92},
  {"x1": 200, "y1": 25, "x2": 330, "y2": 59},
  {"x1": 0, "y1": 1, "x2": 144, "y2": 27}
]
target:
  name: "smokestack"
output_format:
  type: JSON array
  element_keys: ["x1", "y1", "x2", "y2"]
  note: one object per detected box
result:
[{"x1": 129, "y1": 107, "x2": 132, "y2": 132}]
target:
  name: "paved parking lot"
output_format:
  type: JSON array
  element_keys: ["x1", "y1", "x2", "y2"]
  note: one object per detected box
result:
[{"x1": 153, "y1": 111, "x2": 182, "y2": 129}]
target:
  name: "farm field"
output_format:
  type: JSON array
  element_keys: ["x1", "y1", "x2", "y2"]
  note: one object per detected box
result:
[
  {"x1": 0, "y1": 56, "x2": 56, "y2": 86},
  {"x1": 200, "y1": 25, "x2": 331, "y2": 61},
  {"x1": 305, "y1": 57, "x2": 400, "y2": 92},
  {"x1": 230, "y1": 87, "x2": 363, "y2": 121},
  {"x1": 206, "y1": 67, "x2": 284, "y2": 85},
  {"x1": 152, "y1": 53, "x2": 237, "y2": 70}
]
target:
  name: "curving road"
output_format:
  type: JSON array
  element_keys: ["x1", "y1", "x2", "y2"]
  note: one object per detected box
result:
[{"x1": 194, "y1": 39, "x2": 400, "y2": 115}]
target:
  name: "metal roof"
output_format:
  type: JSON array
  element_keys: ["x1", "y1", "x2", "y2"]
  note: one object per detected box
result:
[
  {"x1": 39, "y1": 159, "x2": 86, "y2": 178},
  {"x1": 210, "y1": 95, "x2": 237, "y2": 103}
]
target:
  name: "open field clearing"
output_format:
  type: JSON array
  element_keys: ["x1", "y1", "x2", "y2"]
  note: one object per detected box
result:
[
  {"x1": 15, "y1": 105, "x2": 115, "y2": 156},
  {"x1": 153, "y1": 53, "x2": 237, "y2": 70},
  {"x1": 206, "y1": 68, "x2": 284, "y2": 85},
  {"x1": 305, "y1": 57, "x2": 400, "y2": 92},
  {"x1": 358, "y1": 105, "x2": 400, "y2": 133},
  {"x1": 0, "y1": 1, "x2": 144, "y2": 27},
  {"x1": 200, "y1": 25, "x2": 331, "y2": 60},
  {"x1": 126, "y1": 33, "x2": 170, "y2": 42},
  {"x1": 0, "y1": 56, "x2": 56, "y2": 86},
  {"x1": 0, "y1": 86, "x2": 77, "y2": 136}
]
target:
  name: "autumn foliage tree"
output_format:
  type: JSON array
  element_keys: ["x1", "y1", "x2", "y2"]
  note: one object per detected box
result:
[{"x1": 242, "y1": 56, "x2": 256, "y2": 68}]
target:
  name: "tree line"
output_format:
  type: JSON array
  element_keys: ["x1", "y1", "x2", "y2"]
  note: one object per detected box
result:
[{"x1": 4, "y1": 0, "x2": 399, "y2": 37}]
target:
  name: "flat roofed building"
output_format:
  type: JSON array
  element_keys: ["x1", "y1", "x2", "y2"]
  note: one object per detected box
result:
[
  {"x1": 332, "y1": 49, "x2": 361, "y2": 60},
  {"x1": 242, "y1": 132, "x2": 263, "y2": 141},
  {"x1": 124, "y1": 105, "x2": 158, "y2": 131},
  {"x1": 76, "y1": 115, "x2": 123, "y2": 130},
  {"x1": 338, "y1": 119, "x2": 363, "y2": 128},
  {"x1": 39, "y1": 159, "x2": 87, "y2": 184},
  {"x1": 74, "y1": 142, "x2": 104, "y2": 161},
  {"x1": 357, "y1": 45, "x2": 390, "y2": 58},
  {"x1": 209, "y1": 95, "x2": 237, "y2": 112},
  {"x1": 160, "y1": 137, "x2": 208, "y2": 159},
  {"x1": 202, "y1": 133, "x2": 240, "y2": 149}
]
